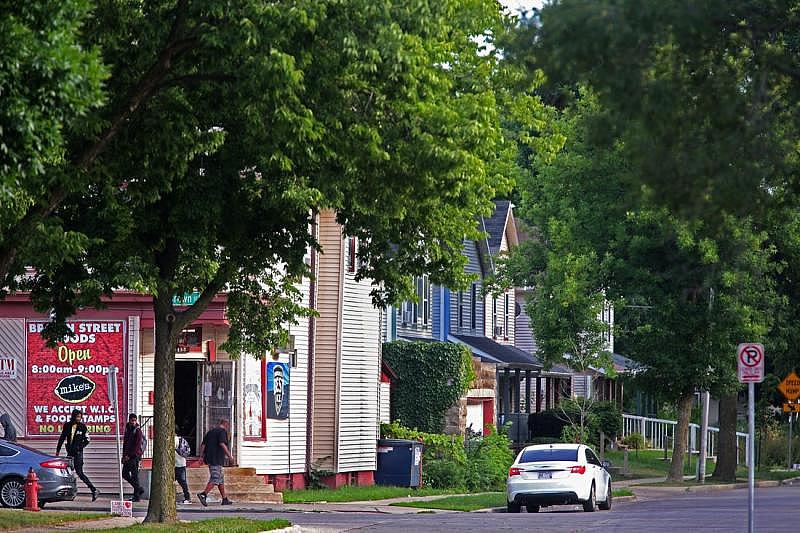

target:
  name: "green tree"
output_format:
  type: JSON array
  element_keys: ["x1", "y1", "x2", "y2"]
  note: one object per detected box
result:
[
  {"x1": 20, "y1": 1, "x2": 555, "y2": 523},
  {"x1": 506, "y1": 95, "x2": 775, "y2": 481},
  {"x1": 0, "y1": 1, "x2": 106, "y2": 289},
  {"x1": 511, "y1": 0, "x2": 798, "y2": 481}
]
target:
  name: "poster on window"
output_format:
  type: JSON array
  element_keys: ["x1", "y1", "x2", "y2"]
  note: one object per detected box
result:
[
  {"x1": 26, "y1": 320, "x2": 126, "y2": 438},
  {"x1": 266, "y1": 362, "x2": 289, "y2": 419},
  {"x1": 243, "y1": 357, "x2": 265, "y2": 439}
]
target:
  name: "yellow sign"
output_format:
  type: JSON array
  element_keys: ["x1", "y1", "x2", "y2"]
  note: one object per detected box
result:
[
  {"x1": 778, "y1": 371, "x2": 800, "y2": 401},
  {"x1": 783, "y1": 403, "x2": 800, "y2": 413}
]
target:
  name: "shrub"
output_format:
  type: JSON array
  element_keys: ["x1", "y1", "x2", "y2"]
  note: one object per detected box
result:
[
  {"x1": 561, "y1": 423, "x2": 591, "y2": 444},
  {"x1": 382, "y1": 421, "x2": 467, "y2": 489},
  {"x1": 592, "y1": 401, "x2": 623, "y2": 440},
  {"x1": 621, "y1": 432, "x2": 645, "y2": 450},
  {"x1": 383, "y1": 341, "x2": 475, "y2": 433},
  {"x1": 464, "y1": 424, "x2": 515, "y2": 491}
]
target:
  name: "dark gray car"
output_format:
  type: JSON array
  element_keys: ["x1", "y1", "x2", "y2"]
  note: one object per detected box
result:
[{"x1": 0, "y1": 441, "x2": 78, "y2": 508}]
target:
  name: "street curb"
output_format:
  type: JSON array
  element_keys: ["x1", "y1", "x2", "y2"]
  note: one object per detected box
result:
[
  {"x1": 629, "y1": 476, "x2": 800, "y2": 493},
  {"x1": 476, "y1": 495, "x2": 637, "y2": 513}
]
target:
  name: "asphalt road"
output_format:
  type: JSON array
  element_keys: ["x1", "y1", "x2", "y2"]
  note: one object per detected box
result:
[{"x1": 175, "y1": 485, "x2": 799, "y2": 532}]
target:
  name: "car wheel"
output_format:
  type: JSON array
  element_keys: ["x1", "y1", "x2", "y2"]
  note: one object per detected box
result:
[
  {"x1": 507, "y1": 501, "x2": 521, "y2": 513},
  {"x1": 0, "y1": 477, "x2": 26, "y2": 509},
  {"x1": 582, "y1": 483, "x2": 596, "y2": 512},
  {"x1": 525, "y1": 503, "x2": 540, "y2": 513},
  {"x1": 598, "y1": 482, "x2": 612, "y2": 511}
]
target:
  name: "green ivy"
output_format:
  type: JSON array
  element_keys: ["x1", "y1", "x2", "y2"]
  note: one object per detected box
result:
[
  {"x1": 381, "y1": 421, "x2": 467, "y2": 488},
  {"x1": 383, "y1": 341, "x2": 475, "y2": 433}
]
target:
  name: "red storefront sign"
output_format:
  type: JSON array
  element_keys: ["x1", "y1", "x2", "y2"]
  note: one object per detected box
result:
[{"x1": 26, "y1": 320, "x2": 126, "y2": 438}]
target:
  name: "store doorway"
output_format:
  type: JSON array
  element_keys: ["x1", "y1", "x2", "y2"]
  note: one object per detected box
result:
[{"x1": 175, "y1": 360, "x2": 199, "y2": 456}]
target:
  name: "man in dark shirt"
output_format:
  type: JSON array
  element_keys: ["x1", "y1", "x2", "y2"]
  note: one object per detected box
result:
[
  {"x1": 196, "y1": 418, "x2": 235, "y2": 506},
  {"x1": 56, "y1": 409, "x2": 97, "y2": 501},
  {"x1": 121, "y1": 413, "x2": 145, "y2": 501}
]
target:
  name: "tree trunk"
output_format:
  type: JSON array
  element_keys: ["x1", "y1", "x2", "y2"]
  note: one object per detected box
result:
[
  {"x1": 711, "y1": 393, "x2": 738, "y2": 482},
  {"x1": 668, "y1": 391, "x2": 694, "y2": 481},
  {"x1": 144, "y1": 295, "x2": 179, "y2": 523}
]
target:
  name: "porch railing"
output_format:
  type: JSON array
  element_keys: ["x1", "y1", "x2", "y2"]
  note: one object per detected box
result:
[{"x1": 622, "y1": 413, "x2": 750, "y2": 466}]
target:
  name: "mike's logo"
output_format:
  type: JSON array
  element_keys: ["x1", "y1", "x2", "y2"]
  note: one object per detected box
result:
[{"x1": 54, "y1": 375, "x2": 96, "y2": 403}]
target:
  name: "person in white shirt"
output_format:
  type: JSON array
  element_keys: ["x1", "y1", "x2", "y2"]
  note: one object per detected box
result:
[{"x1": 175, "y1": 434, "x2": 191, "y2": 504}]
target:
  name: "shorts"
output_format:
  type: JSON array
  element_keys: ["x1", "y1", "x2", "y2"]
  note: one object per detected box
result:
[{"x1": 207, "y1": 464, "x2": 224, "y2": 485}]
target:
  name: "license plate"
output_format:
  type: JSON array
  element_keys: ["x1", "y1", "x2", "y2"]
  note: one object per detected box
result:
[{"x1": 538, "y1": 471, "x2": 552, "y2": 479}]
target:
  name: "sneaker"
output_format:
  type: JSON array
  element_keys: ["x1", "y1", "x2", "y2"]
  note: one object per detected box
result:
[
  {"x1": 221, "y1": 498, "x2": 233, "y2": 506},
  {"x1": 181, "y1": 499, "x2": 192, "y2": 504},
  {"x1": 197, "y1": 492, "x2": 207, "y2": 507},
  {"x1": 91, "y1": 489, "x2": 98, "y2": 502}
]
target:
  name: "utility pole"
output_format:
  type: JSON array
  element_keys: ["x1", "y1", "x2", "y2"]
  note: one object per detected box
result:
[{"x1": 697, "y1": 391, "x2": 710, "y2": 482}]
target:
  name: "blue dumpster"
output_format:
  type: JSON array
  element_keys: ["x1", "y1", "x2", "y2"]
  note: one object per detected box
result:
[{"x1": 375, "y1": 439, "x2": 423, "y2": 487}]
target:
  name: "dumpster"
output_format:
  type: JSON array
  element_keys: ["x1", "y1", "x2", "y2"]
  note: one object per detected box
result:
[{"x1": 375, "y1": 439, "x2": 423, "y2": 487}]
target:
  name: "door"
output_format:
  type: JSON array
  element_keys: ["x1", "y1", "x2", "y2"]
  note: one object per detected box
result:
[
  {"x1": 174, "y1": 360, "x2": 199, "y2": 455},
  {"x1": 202, "y1": 362, "x2": 235, "y2": 460}
]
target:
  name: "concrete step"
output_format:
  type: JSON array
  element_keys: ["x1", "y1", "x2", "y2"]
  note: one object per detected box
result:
[
  {"x1": 195, "y1": 491, "x2": 283, "y2": 504},
  {"x1": 182, "y1": 466, "x2": 277, "y2": 503}
]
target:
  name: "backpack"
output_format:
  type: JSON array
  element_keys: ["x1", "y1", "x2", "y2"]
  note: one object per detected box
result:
[
  {"x1": 138, "y1": 429, "x2": 148, "y2": 457},
  {"x1": 176, "y1": 436, "x2": 191, "y2": 458}
]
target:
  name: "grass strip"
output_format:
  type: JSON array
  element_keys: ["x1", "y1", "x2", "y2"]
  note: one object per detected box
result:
[
  {"x1": 612, "y1": 488, "x2": 634, "y2": 497},
  {"x1": 283, "y1": 485, "x2": 455, "y2": 503},
  {"x1": 0, "y1": 509, "x2": 108, "y2": 530},
  {"x1": 88, "y1": 517, "x2": 291, "y2": 532},
  {"x1": 389, "y1": 492, "x2": 506, "y2": 511}
]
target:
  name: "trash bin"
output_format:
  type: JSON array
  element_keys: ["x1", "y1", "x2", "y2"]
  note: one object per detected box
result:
[
  {"x1": 138, "y1": 468, "x2": 151, "y2": 500},
  {"x1": 375, "y1": 439, "x2": 423, "y2": 487}
]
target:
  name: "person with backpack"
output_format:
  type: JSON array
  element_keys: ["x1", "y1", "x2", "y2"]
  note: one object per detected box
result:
[
  {"x1": 56, "y1": 409, "x2": 97, "y2": 501},
  {"x1": 122, "y1": 413, "x2": 145, "y2": 501},
  {"x1": 175, "y1": 431, "x2": 192, "y2": 504}
]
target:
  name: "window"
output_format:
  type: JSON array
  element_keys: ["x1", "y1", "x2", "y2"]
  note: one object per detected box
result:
[
  {"x1": 492, "y1": 296, "x2": 498, "y2": 338},
  {"x1": 176, "y1": 327, "x2": 202, "y2": 353},
  {"x1": 519, "y1": 448, "x2": 579, "y2": 463},
  {"x1": 457, "y1": 291, "x2": 464, "y2": 329},
  {"x1": 416, "y1": 275, "x2": 430, "y2": 327},
  {"x1": 586, "y1": 449, "x2": 601, "y2": 466},
  {"x1": 346, "y1": 236, "x2": 357, "y2": 273},
  {"x1": 243, "y1": 359, "x2": 267, "y2": 440},
  {"x1": 470, "y1": 283, "x2": 478, "y2": 330},
  {"x1": 503, "y1": 292, "x2": 510, "y2": 339},
  {"x1": 0, "y1": 444, "x2": 18, "y2": 457}
]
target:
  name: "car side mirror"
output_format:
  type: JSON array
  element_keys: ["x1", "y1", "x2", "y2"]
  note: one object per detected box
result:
[{"x1": 601, "y1": 460, "x2": 611, "y2": 470}]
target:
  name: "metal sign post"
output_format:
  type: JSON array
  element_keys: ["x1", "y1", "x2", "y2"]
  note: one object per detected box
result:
[
  {"x1": 737, "y1": 343, "x2": 765, "y2": 533},
  {"x1": 107, "y1": 366, "x2": 123, "y2": 502}
]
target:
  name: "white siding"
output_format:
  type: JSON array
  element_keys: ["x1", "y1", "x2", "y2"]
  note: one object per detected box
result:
[
  {"x1": 379, "y1": 382, "x2": 391, "y2": 424},
  {"x1": 0, "y1": 319, "x2": 25, "y2": 435},
  {"x1": 238, "y1": 280, "x2": 310, "y2": 474},
  {"x1": 337, "y1": 266, "x2": 380, "y2": 472},
  {"x1": 514, "y1": 290, "x2": 537, "y2": 355}
]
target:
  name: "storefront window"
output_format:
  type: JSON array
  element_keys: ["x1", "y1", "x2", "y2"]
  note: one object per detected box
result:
[{"x1": 243, "y1": 357, "x2": 267, "y2": 440}]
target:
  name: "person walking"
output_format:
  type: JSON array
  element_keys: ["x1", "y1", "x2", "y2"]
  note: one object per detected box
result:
[
  {"x1": 122, "y1": 413, "x2": 145, "y2": 502},
  {"x1": 56, "y1": 409, "x2": 97, "y2": 501},
  {"x1": 196, "y1": 418, "x2": 235, "y2": 506},
  {"x1": 0, "y1": 413, "x2": 17, "y2": 442},
  {"x1": 175, "y1": 432, "x2": 192, "y2": 504}
]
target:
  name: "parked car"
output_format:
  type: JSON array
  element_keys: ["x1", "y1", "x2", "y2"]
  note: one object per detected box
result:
[
  {"x1": 0, "y1": 441, "x2": 78, "y2": 508},
  {"x1": 506, "y1": 443, "x2": 611, "y2": 513}
]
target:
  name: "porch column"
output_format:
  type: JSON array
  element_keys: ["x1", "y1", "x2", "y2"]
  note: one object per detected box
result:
[
  {"x1": 525, "y1": 370, "x2": 531, "y2": 414},
  {"x1": 536, "y1": 375, "x2": 542, "y2": 412},
  {"x1": 545, "y1": 377, "x2": 552, "y2": 410},
  {"x1": 513, "y1": 369, "x2": 521, "y2": 413},
  {"x1": 502, "y1": 368, "x2": 511, "y2": 422}
]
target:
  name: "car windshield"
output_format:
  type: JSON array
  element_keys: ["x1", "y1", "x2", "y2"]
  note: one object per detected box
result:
[{"x1": 519, "y1": 448, "x2": 579, "y2": 463}]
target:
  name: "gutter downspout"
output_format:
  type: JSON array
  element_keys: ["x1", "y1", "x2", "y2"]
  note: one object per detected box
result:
[{"x1": 305, "y1": 210, "x2": 319, "y2": 478}]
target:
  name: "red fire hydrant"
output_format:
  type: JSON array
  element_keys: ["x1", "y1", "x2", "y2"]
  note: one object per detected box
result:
[{"x1": 24, "y1": 468, "x2": 39, "y2": 512}]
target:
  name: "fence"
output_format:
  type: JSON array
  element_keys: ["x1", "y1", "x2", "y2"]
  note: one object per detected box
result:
[{"x1": 622, "y1": 413, "x2": 750, "y2": 466}]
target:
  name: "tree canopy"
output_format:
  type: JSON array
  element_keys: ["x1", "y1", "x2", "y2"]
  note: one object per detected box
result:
[{"x1": 1, "y1": 0, "x2": 557, "y2": 522}]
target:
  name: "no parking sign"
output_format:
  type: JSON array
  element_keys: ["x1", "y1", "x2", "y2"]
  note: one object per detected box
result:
[{"x1": 737, "y1": 343, "x2": 764, "y2": 383}]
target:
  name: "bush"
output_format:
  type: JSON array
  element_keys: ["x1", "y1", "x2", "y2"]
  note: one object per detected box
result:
[
  {"x1": 592, "y1": 401, "x2": 623, "y2": 440},
  {"x1": 464, "y1": 424, "x2": 515, "y2": 491},
  {"x1": 621, "y1": 432, "x2": 645, "y2": 450},
  {"x1": 381, "y1": 422, "x2": 515, "y2": 490},
  {"x1": 382, "y1": 421, "x2": 467, "y2": 489},
  {"x1": 561, "y1": 424, "x2": 590, "y2": 444},
  {"x1": 383, "y1": 341, "x2": 475, "y2": 433}
]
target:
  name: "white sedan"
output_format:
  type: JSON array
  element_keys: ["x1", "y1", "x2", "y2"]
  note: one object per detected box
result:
[{"x1": 506, "y1": 443, "x2": 612, "y2": 513}]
